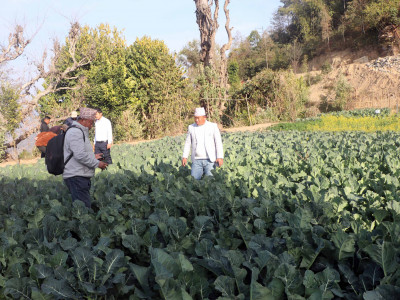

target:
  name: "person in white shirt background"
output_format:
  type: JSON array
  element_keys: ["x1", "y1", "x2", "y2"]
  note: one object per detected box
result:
[
  {"x1": 94, "y1": 108, "x2": 113, "y2": 164},
  {"x1": 182, "y1": 107, "x2": 224, "y2": 180}
]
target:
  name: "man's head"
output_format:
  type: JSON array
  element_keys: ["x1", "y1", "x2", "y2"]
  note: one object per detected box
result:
[
  {"x1": 71, "y1": 111, "x2": 78, "y2": 120},
  {"x1": 44, "y1": 116, "x2": 51, "y2": 124},
  {"x1": 78, "y1": 107, "x2": 97, "y2": 130},
  {"x1": 95, "y1": 108, "x2": 103, "y2": 120},
  {"x1": 194, "y1": 107, "x2": 206, "y2": 126}
]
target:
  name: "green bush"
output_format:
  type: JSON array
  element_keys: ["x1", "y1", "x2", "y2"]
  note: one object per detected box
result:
[
  {"x1": 229, "y1": 107, "x2": 279, "y2": 127},
  {"x1": 114, "y1": 109, "x2": 144, "y2": 142},
  {"x1": 0, "y1": 128, "x2": 6, "y2": 163},
  {"x1": 321, "y1": 61, "x2": 332, "y2": 74},
  {"x1": 305, "y1": 73, "x2": 323, "y2": 86},
  {"x1": 19, "y1": 148, "x2": 39, "y2": 160},
  {"x1": 233, "y1": 69, "x2": 310, "y2": 122},
  {"x1": 333, "y1": 75, "x2": 352, "y2": 110}
]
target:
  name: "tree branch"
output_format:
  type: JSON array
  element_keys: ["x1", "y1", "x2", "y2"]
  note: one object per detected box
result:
[{"x1": 2, "y1": 22, "x2": 95, "y2": 153}]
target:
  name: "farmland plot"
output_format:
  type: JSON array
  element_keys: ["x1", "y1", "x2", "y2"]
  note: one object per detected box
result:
[{"x1": 0, "y1": 131, "x2": 399, "y2": 299}]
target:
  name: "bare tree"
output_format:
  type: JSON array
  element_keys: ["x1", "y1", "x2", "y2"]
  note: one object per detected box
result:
[
  {"x1": 1, "y1": 22, "x2": 96, "y2": 149},
  {"x1": 0, "y1": 25, "x2": 31, "y2": 64},
  {"x1": 194, "y1": 0, "x2": 220, "y2": 67},
  {"x1": 320, "y1": 5, "x2": 332, "y2": 50},
  {"x1": 22, "y1": 23, "x2": 94, "y2": 109},
  {"x1": 217, "y1": 0, "x2": 233, "y2": 115},
  {"x1": 218, "y1": 0, "x2": 232, "y2": 91},
  {"x1": 194, "y1": 0, "x2": 233, "y2": 115},
  {"x1": 289, "y1": 39, "x2": 303, "y2": 73},
  {"x1": 260, "y1": 31, "x2": 274, "y2": 69}
]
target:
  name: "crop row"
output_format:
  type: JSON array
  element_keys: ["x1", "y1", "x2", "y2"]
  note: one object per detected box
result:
[{"x1": 0, "y1": 131, "x2": 399, "y2": 299}]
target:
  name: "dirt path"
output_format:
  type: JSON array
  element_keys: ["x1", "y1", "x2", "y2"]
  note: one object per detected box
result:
[
  {"x1": 0, "y1": 122, "x2": 277, "y2": 168},
  {"x1": 221, "y1": 122, "x2": 278, "y2": 133}
]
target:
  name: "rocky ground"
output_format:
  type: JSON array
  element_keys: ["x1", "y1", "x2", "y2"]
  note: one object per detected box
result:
[
  {"x1": 304, "y1": 49, "x2": 400, "y2": 114},
  {"x1": 366, "y1": 55, "x2": 400, "y2": 73}
]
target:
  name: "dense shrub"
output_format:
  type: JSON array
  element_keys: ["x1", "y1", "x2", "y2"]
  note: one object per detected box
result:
[{"x1": 233, "y1": 69, "x2": 310, "y2": 122}]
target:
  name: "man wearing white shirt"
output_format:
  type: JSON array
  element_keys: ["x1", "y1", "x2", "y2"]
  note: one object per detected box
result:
[
  {"x1": 182, "y1": 107, "x2": 223, "y2": 180},
  {"x1": 94, "y1": 108, "x2": 113, "y2": 164}
]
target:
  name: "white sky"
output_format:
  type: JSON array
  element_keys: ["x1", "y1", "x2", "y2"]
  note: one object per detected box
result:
[{"x1": 1, "y1": 0, "x2": 282, "y2": 75}]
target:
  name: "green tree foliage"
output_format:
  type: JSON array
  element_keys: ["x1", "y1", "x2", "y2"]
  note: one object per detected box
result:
[
  {"x1": 0, "y1": 83, "x2": 21, "y2": 161},
  {"x1": 227, "y1": 60, "x2": 241, "y2": 92},
  {"x1": 363, "y1": 0, "x2": 400, "y2": 30},
  {"x1": 194, "y1": 65, "x2": 222, "y2": 101},
  {"x1": 274, "y1": 0, "x2": 331, "y2": 56},
  {"x1": 248, "y1": 30, "x2": 261, "y2": 48},
  {"x1": 80, "y1": 24, "x2": 135, "y2": 120},
  {"x1": 40, "y1": 24, "x2": 133, "y2": 121},
  {"x1": 0, "y1": 83, "x2": 21, "y2": 134},
  {"x1": 228, "y1": 31, "x2": 275, "y2": 80},
  {"x1": 178, "y1": 39, "x2": 201, "y2": 70},
  {"x1": 270, "y1": 0, "x2": 400, "y2": 55},
  {"x1": 39, "y1": 25, "x2": 195, "y2": 140},
  {"x1": 233, "y1": 69, "x2": 309, "y2": 121},
  {"x1": 0, "y1": 128, "x2": 5, "y2": 161},
  {"x1": 344, "y1": 0, "x2": 372, "y2": 35},
  {"x1": 126, "y1": 36, "x2": 191, "y2": 138}
]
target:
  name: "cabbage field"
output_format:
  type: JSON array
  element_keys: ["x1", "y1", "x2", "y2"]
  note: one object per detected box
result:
[{"x1": 0, "y1": 131, "x2": 400, "y2": 299}]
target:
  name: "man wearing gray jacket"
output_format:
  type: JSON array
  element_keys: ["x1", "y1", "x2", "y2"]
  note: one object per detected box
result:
[
  {"x1": 63, "y1": 107, "x2": 108, "y2": 208},
  {"x1": 182, "y1": 107, "x2": 224, "y2": 180}
]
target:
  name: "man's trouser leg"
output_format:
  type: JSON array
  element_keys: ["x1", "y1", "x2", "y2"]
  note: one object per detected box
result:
[
  {"x1": 203, "y1": 159, "x2": 217, "y2": 177},
  {"x1": 64, "y1": 176, "x2": 92, "y2": 208},
  {"x1": 37, "y1": 146, "x2": 46, "y2": 158},
  {"x1": 191, "y1": 159, "x2": 216, "y2": 180},
  {"x1": 95, "y1": 141, "x2": 112, "y2": 164}
]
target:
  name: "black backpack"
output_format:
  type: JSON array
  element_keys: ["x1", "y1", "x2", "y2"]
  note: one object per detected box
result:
[{"x1": 45, "y1": 126, "x2": 85, "y2": 175}]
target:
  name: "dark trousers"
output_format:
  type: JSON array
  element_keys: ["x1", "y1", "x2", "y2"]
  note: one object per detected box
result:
[
  {"x1": 95, "y1": 141, "x2": 112, "y2": 164},
  {"x1": 64, "y1": 176, "x2": 92, "y2": 208},
  {"x1": 37, "y1": 146, "x2": 46, "y2": 158}
]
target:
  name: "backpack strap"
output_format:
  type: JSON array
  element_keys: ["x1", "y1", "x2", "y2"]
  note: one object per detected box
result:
[{"x1": 64, "y1": 125, "x2": 86, "y2": 166}]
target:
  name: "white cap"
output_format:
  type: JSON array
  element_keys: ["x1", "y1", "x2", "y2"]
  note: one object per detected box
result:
[
  {"x1": 194, "y1": 107, "x2": 206, "y2": 117},
  {"x1": 71, "y1": 111, "x2": 78, "y2": 118}
]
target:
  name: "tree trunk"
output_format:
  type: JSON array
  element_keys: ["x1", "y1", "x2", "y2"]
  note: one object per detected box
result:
[
  {"x1": 218, "y1": 0, "x2": 233, "y2": 112},
  {"x1": 194, "y1": 0, "x2": 219, "y2": 67}
]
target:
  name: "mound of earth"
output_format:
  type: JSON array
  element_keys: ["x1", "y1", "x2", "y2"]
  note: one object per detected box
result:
[{"x1": 302, "y1": 48, "x2": 400, "y2": 114}]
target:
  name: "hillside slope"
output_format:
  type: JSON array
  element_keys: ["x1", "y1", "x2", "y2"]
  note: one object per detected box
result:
[{"x1": 303, "y1": 48, "x2": 400, "y2": 114}]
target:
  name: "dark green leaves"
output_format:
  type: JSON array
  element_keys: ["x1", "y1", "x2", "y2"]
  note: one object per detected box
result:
[
  {"x1": 41, "y1": 278, "x2": 77, "y2": 299},
  {"x1": 363, "y1": 242, "x2": 398, "y2": 277},
  {"x1": 331, "y1": 230, "x2": 355, "y2": 261},
  {"x1": 2, "y1": 130, "x2": 400, "y2": 299}
]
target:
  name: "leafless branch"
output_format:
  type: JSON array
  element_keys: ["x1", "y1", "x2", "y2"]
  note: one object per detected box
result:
[
  {"x1": 0, "y1": 25, "x2": 29, "y2": 64},
  {"x1": 217, "y1": 0, "x2": 233, "y2": 110},
  {"x1": 2, "y1": 22, "x2": 95, "y2": 150},
  {"x1": 219, "y1": 0, "x2": 233, "y2": 87},
  {"x1": 0, "y1": 21, "x2": 43, "y2": 65}
]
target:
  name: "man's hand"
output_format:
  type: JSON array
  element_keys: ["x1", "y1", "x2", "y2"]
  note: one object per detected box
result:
[
  {"x1": 95, "y1": 153, "x2": 104, "y2": 160},
  {"x1": 98, "y1": 161, "x2": 108, "y2": 170},
  {"x1": 216, "y1": 158, "x2": 223, "y2": 167},
  {"x1": 182, "y1": 158, "x2": 187, "y2": 166},
  {"x1": 107, "y1": 143, "x2": 112, "y2": 150}
]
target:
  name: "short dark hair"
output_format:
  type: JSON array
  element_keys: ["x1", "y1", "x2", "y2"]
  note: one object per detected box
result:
[
  {"x1": 44, "y1": 116, "x2": 51, "y2": 120},
  {"x1": 95, "y1": 108, "x2": 102, "y2": 114}
]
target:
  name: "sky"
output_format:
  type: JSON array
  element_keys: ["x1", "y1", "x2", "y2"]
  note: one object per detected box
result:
[{"x1": 1, "y1": 0, "x2": 282, "y2": 75}]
